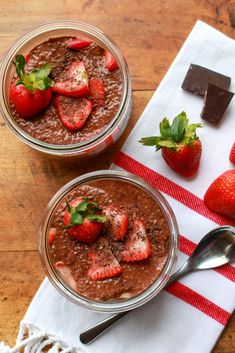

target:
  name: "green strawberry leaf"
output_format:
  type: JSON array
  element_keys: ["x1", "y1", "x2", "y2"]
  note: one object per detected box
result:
[
  {"x1": 160, "y1": 117, "x2": 171, "y2": 139},
  {"x1": 13, "y1": 55, "x2": 53, "y2": 92},
  {"x1": 156, "y1": 140, "x2": 177, "y2": 149},
  {"x1": 87, "y1": 214, "x2": 107, "y2": 223},
  {"x1": 139, "y1": 136, "x2": 162, "y2": 146},
  {"x1": 76, "y1": 199, "x2": 88, "y2": 212},
  {"x1": 66, "y1": 201, "x2": 72, "y2": 212},
  {"x1": 13, "y1": 55, "x2": 25, "y2": 79},
  {"x1": 170, "y1": 112, "x2": 188, "y2": 142},
  {"x1": 70, "y1": 212, "x2": 83, "y2": 225}
]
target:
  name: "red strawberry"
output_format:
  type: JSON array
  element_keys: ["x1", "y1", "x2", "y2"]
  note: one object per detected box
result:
[
  {"x1": 104, "y1": 206, "x2": 128, "y2": 240},
  {"x1": 229, "y1": 142, "x2": 235, "y2": 164},
  {"x1": 25, "y1": 53, "x2": 30, "y2": 63},
  {"x1": 204, "y1": 170, "x2": 235, "y2": 217},
  {"x1": 54, "y1": 95, "x2": 92, "y2": 130},
  {"x1": 89, "y1": 78, "x2": 105, "y2": 102},
  {"x1": 48, "y1": 227, "x2": 56, "y2": 244},
  {"x1": 64, "y1": 197, "x2": 106, "y2": 244},
  {"x1": 140, "y1": 111, "x2": 203, "y2": 178},
  {"x1": 52, "y1": 61, "x2": 89, "y2": 97},
  {"x1": 104, "y1": 51, "x2": 118, "y2": 71},
  {"x1": 10, "y1": 55, "x2": 53, "y2": 119},
  {"x1": 66, "y1": 38, "x2": 93, "y2": 50},
  {"x1": 54, "y1": 262, "x2": 77, "y2": 291},
  {"x1": 88, "y1": 237, "x2": 122, "y2": 280},
  {"x1": 121, "y1": 219, "x2": 151, "y2": 262}
]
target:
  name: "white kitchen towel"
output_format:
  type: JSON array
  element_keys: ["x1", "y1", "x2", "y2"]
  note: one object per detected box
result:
[{"x1": 4, "y1": 20, "x2": 235, "y2": 353}]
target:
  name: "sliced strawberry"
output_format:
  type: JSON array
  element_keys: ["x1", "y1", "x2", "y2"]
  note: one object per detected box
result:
[
  {"x1": 25, "y1": 53, "x2": 30, "y2": 63},
  {"x1": 229, "y1": 142, "x2": 235, "y2": 164},
  {"x1": 88, "y1": 237, "x2": 122, "y2": 280},
  {"x1": 104, "y1": 206, "x2": 128, "y2": 240},
  {"x1": 54, "y1": 95, "x2": 92, "y2": 130},
  {"x1": 52, "y1": 61, "x2": 89, "y2": 97},
  {"x1": 66, "y1": 38, "x2": 93, "y2": 50},
  {"x1": 89, "y1": 78, "x2": 105, "y2": 102},
  {"x1": 54, "y1": 262, "x2": 77, "y2": 291},
  {"x1": 48, "y1": 227, "x2": 56, "y2": 244},
  {"x1": 104, "y1": 51, "x2": 118, "y2": 71},
  {"x1": 121, "y1": 220, "x2": 151, "y2": 262},
  {"x1": 63, "y1": 197, "x2": 106, "y2": 244}
]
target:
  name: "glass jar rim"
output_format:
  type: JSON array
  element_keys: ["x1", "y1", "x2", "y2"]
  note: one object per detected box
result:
[
  {"x1": 39, "y1": 169, "x2": 179, "y2": 312},
  {"x1": 0, "y1": 21, "x2": 131, "y2": 156}
]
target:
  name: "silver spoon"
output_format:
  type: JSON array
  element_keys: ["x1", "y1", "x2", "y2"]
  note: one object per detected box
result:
[{"x1": 80, "y1": 225, "x2": 235, "y2": 344}]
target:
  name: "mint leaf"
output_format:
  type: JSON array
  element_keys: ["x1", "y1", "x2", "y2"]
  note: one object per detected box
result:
[
  {"x1": 160, "y1": 117, "x2": 171, "y2": 139},
  {"x1": 170, "y1": 112, "x2": 188, "y2": 142},
  {"x1": 70, "y1": 212, "x2": 83, "y2": 225},
  {"x1": 139, "y1": 136, "x2": 162, "y2": 146},
  {"x1": 87, "y1": 214, "x2": 107, "y2": 223}
]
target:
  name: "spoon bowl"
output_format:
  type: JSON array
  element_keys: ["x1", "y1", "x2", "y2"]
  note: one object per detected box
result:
[{"x1": 80, "y1": 225, "x2": 235, "y2": 344}]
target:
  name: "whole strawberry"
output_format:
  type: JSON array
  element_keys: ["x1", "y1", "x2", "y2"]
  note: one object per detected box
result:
[
  {"x1": 139, "y1": 112, "x2": 203, "y2": 177},
  {"x1": 229, "y1": 142, "x2": 235, "y2": 164},
  {"x1": 204, "y1": 170, "x2": 235, "y2": 217},
  {"x1": 10, "y1": 55, "x2": 53, "y2": 119},
  {"x1": 64, "y1": 197, "x2": 106, "y2": 244}
]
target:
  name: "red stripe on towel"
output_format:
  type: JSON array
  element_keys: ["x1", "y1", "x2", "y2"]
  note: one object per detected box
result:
[
  {"x1": 114, "y1": 151, "x2": 235, "y2": 227},
  {"x1": 179, "y1": 235, "x2": 235, "y2": 283},
  {"x1": 165, "y1": 282, "x2": 231, "y2": 326}
]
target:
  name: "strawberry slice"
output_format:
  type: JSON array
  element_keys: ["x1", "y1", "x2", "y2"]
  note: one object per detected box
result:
[
  {"x1": 88, "y1": 237, "x2": 122, "y2": 281},
  {"x1": 52, "y1": 61, "x2": 89, "y2": 97},
  {"x1": 48, "y1": 227, "x2": 56, "y2": 244},
  {"x1": 64, "y1": 197, "x2": 106, "y2": 243},
  {"x1": 104, "y1": 51, "x2": 118, "y2": 71},
  {"x1": 54, "y1": 95, "x2": 92, "y2": 130},
  {"x1": 54, "y1": 262, "x2": 77, "y2": 291},
  {"x1": 89, "y1": 78, "x2": 105, "y2": 102},
  {"x1": 104, "y1": 206, "x2": 128, "y2": 241},
  {"x1": 66, "y1": 38, "x2": 93, "y2": 50},
  {"x1": 121, "y1": 220, "x2": 151, "y2": 262}
]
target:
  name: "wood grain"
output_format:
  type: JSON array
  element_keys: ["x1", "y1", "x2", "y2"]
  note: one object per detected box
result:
[{"x1": 0, "y1": 0, "x2": 234, "y2": 351}]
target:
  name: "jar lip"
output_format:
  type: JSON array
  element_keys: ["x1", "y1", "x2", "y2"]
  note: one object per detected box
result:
[
  {"x1": 0, "y1": 21, "x2": 131, "y2": 155},
  {"x1": 39, "y1": 170, "x2": 179, "y2": 312}
]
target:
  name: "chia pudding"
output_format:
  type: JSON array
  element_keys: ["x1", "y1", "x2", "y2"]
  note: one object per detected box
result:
[
  {"x1": 9, "y1": 36, "x2": 122, "y2": 145},
  {"x1": 48, "y1": 179, "x2": 170, "y2": 301}
]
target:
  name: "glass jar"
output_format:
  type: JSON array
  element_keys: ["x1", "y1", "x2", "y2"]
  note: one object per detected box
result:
[
  {"x1": 39, "y1": 170, "x2": 179, "y2": 312},
  {"x1": 0, "y1": 21, "x2": 132, "y2": 157}
]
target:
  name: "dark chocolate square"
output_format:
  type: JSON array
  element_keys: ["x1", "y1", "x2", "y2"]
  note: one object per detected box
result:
[
  {"x1": 201, "y1": 83, "x2": 234, "y2": 124},
  {"x1": 182, "y1": 64, "x2": 231, "y2": 96}
]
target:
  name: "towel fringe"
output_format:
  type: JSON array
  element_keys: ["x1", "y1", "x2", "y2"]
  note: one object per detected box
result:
[{"x1": 0, "y1": 323, "x2": 83, "y2": 353}]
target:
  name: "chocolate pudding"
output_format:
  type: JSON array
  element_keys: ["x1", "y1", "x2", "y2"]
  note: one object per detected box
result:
[
  {"x1": 48, "y1": 179, "x2": 170, "y2": 301},
  {"x1": 9, "y1": 37, "x2": 122, "y2": 145}
]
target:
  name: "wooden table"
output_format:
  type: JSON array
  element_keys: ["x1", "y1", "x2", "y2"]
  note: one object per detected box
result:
[{"x1": 0, "y1": 1, "x2": 234, "y2": 351}]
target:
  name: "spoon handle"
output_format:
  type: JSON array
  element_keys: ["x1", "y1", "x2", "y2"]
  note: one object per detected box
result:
[
  {"x1": 80, "y1": 261, "x2": 191, "y2": 344},
  {"x1": 80, "y1": 311, "x2": 127, "y2": 344}
]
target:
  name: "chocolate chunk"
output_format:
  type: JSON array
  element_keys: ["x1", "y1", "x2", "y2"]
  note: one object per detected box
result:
[
  {"x1": 182, "y1": 64, "x2": 231, "y2": 96},
  {"x1": 201, "y1": 83, "x2": 234, "y2": 124}
]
